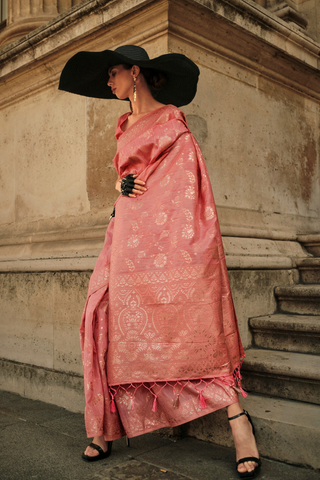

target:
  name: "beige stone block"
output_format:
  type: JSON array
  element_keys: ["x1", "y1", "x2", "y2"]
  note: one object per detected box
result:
[
  {"x1": 0, "y1": 238, "x2": 103, "y2": 263},
  {"x1": 241, "y1": 394, "x2": 320, "y2": 470},
  {"x1": 223, "y1": 237, "x2": 294, "y2": 257},
  {"x1": 0, "y1": 359, "x2": 26, "y2": 397},
  {"x1": 226, "y1": 255, "x2": 294, "y2": 269},
  {"x1": 260, "y1": 210, "x2": 320, "y2": 238},
  {"x1": 7, "y1": 87, "x2": 89, "y2": 223},
  {"x1": 257, "y1": 75, "x2": 305, "y2": 109},
  {"x1": 53, "y1": 322, "x2": 83, "y2": 375},
  {"x1": 183, "y1": 406, "x2": 233, "y2": 448},
  {"x1": 22, "y1": 363, "x2": 85, "y2": 412},
  {"x1": 0, "y1": 243, "x2": 32, "y2": 262},
  {"x1": 0, "y1": 257, "x2": 96, "y2": 272},
  {"x1": 182, "y1": 62, "x2": 320, "y2": 226},
  {"x1": 249, "y1": 313, "x2": 320, "y2": 354},
  {"x1": 0, "y1": 114, "x2": 16, "y2": 225},
  {"x1": 242, "y1": 348, "x2": 320, "y2": 404},
  {"x1": 86, "y1": 98, "x2": 127, "y2": 211},
  {"x1": 27, "y1": 238, "x2": 103, "y2": 260},
  {"x1": 298, "y1": 233, "x2": 320, "y2": 256},
  {"x1": 301, "y1": 0, "x2": 320, "y2": 44},
  {"x1": 168, "y1": 13, "x2": 257, "y2": 88},
  {"x1": 184, "y1": 393, "x2": 320, "y2": 469},
  {"x1": 0, "y1": 359, "x2": 85, "y2": 412},
  {"x1": 0, "y1": 273, "x2": 54, "y2": 368},
  {"x1": 52, "y1": 271, "x2": 90, "y2": 374},
  {"x1": 285, "y1": 35, "x2": 317, "y2": 66},
  {"x1": 259, "y1": 25, "x2": 288, "y2": 54},
  {"x1": 0, "y1": 271, "x2": 91, "y2": 374},
  {"x1": 52, "y1": 271, "x2": 90, "y2": 326},
  {"x1": 228, "y1": 269, "x2": 296, "y2": 347}
]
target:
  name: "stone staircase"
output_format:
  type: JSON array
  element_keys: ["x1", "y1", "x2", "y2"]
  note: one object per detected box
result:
[{"x1": 241, "y1": 234, "x2": 320, "y2": 470}]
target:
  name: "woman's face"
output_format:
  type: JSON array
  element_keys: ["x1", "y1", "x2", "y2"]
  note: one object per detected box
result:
[{"x1": 107, "y1": 64, "x2": 133, "y2": 99}]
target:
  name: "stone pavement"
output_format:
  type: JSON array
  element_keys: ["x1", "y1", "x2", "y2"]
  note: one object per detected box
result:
[{"x1": 1, "y1": 390, "x2": 319, "y2": 480}]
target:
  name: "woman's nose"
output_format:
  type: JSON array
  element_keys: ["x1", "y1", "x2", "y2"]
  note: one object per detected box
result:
[{"x1": 107, "y1": 78, "x2": 112, "y2": 86}]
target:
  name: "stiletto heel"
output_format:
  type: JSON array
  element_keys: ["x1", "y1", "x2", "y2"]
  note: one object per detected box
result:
[
  {"x1": 82, "y1": 440, "x2": 113, "y2": 462},
  {"x1": 228, "y1": 410, "x2": 261, "y2": 479}
]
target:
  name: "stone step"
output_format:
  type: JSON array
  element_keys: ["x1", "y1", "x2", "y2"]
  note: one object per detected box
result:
[
  {"x1": 296, "y1": 258, "x2": 320, "y2": 284},
  {"x1": 241, "y1": 394, "x2": 320, "y2": 469},
  {"x1": 187, "y1": 393, "x2": 320, "y2": 469},
  {"x1": 241, "y1": 349, "x2": 320, "y2": 405},
  {"x1": 275, "y1": 284, "x2": 320, "y2": 315},
  {"x1": 249, "y1": 314, "x2": 320, "y2": 354},
  {"x1": 298, "y1": 234, "x2": 320, "y2": 257}
]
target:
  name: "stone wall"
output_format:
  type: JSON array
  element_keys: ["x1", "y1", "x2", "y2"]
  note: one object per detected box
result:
[
  {"x1": 0, "y1": 267, "x2": 297, "y2": 411},
  {"x1": 0, "y1": 0, "x2": 319, "y2": 410}
]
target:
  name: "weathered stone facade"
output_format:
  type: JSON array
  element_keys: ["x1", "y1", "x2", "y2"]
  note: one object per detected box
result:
[{"x1": 0, "y1": 0, "x2": 319, "y2": 467}]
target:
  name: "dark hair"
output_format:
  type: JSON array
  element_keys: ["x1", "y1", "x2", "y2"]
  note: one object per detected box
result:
[
  {"x1": 140, "y1": 68, "x2": 167, "y2": 92},
  {"x1": 122, "y1": 64, "x2": 167, "y2": 94}
]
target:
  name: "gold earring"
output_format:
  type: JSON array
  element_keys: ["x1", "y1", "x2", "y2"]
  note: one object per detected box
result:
[{"x1": 133, "y1": 77, "x2": 137, "y2": 102}]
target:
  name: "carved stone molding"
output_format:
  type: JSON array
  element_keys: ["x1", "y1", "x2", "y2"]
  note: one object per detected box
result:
[{"x1": 269, "y1": 1, "x2": 308, "y2": 30}]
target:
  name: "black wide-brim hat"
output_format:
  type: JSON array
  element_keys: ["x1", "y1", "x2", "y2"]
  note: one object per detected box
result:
[{"x1": 59, "y1": 45, "x2": 200, "y2": 107}]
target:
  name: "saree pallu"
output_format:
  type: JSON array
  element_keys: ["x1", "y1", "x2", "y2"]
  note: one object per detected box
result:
[{"x1": 80, "y1": 105, "x2": 245, "y2": 440}]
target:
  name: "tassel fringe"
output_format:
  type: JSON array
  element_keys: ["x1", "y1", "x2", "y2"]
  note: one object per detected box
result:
[
  {"x1": 233, "y1": 361, "x2": 248, "y2": 398},
  {"x1": 152, "y1": 397, "x2": 157, "y2": 412},
  {"x1": 110, "y1": 398, "x2": 116, "y2": 413},
  {"x1": 173, "y1": 394, "x2": 180, "y2": 408},
  {"x1": 199, "y1": 392, "x2": 206, "y2": 409},
  {"x1": 109, "y1": 363, "x2": 245, "y2": 412}
]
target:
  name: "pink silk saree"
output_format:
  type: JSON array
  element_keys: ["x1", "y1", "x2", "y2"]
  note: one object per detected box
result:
[{"x1": 80, "y1": 105, "x2": 245, "y2": 440}]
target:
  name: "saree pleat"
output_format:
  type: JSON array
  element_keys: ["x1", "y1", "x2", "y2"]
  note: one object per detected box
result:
[{"x1": 80, "y1": 105, "x2": 245, "y2": 440}]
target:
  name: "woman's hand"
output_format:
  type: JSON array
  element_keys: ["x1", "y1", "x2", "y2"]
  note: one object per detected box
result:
[
  {"x1": 129, "y1": 175, "x2": 147, "y2": 197},
  {"x1": 118, "y1": 174, "x2": 147, "y2": 198}
]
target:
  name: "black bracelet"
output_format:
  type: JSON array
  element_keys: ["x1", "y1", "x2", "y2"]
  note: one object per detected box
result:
[{"x1": 121, "y1": 174, "x2": 136, "y2": 196}]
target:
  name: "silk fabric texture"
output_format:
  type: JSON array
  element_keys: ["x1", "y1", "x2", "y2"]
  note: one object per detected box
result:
[{"x1": 80, "y1": 105, "x2": 245, "y2": 440}]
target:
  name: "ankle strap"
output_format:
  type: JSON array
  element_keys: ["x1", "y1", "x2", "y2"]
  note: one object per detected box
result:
[{"x1": 228, "y1": 409, "x2": 247, "y2": 421}]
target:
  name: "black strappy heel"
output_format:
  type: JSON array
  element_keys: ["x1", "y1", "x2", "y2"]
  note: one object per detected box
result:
[
  {"x1": 228, "y1": 410, "x2": 261, "y2": 479},
  {"x1": 82, "y1": 440, "x2": 113, "y2": 462}
]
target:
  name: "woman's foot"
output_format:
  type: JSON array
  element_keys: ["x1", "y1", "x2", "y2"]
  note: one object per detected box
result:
[
  {"x1": 84, "y1": 436, "x2": 108, "y2": 458},
  {"x1": 228, "y1": 403, "x2": 260, "y2": 476}
]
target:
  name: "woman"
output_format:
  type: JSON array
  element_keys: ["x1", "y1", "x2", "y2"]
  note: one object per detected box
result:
[{"x1": 59, "y1": 45, "x2": 260, "y2": 478}]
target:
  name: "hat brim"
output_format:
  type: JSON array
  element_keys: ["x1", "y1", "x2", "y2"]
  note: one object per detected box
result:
[{"x1": 58, "y1": 50, "x2": 199, "y2": 107}]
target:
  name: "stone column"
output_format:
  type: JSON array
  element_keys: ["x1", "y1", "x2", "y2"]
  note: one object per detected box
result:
[{"x1": 0, "y1": 0, "x2": 82, "y2": 46}]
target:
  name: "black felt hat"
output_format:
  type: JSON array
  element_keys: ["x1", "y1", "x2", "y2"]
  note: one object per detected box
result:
[{"x1": 58, "y1": 45, "x2": 199, "y2": 107}]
